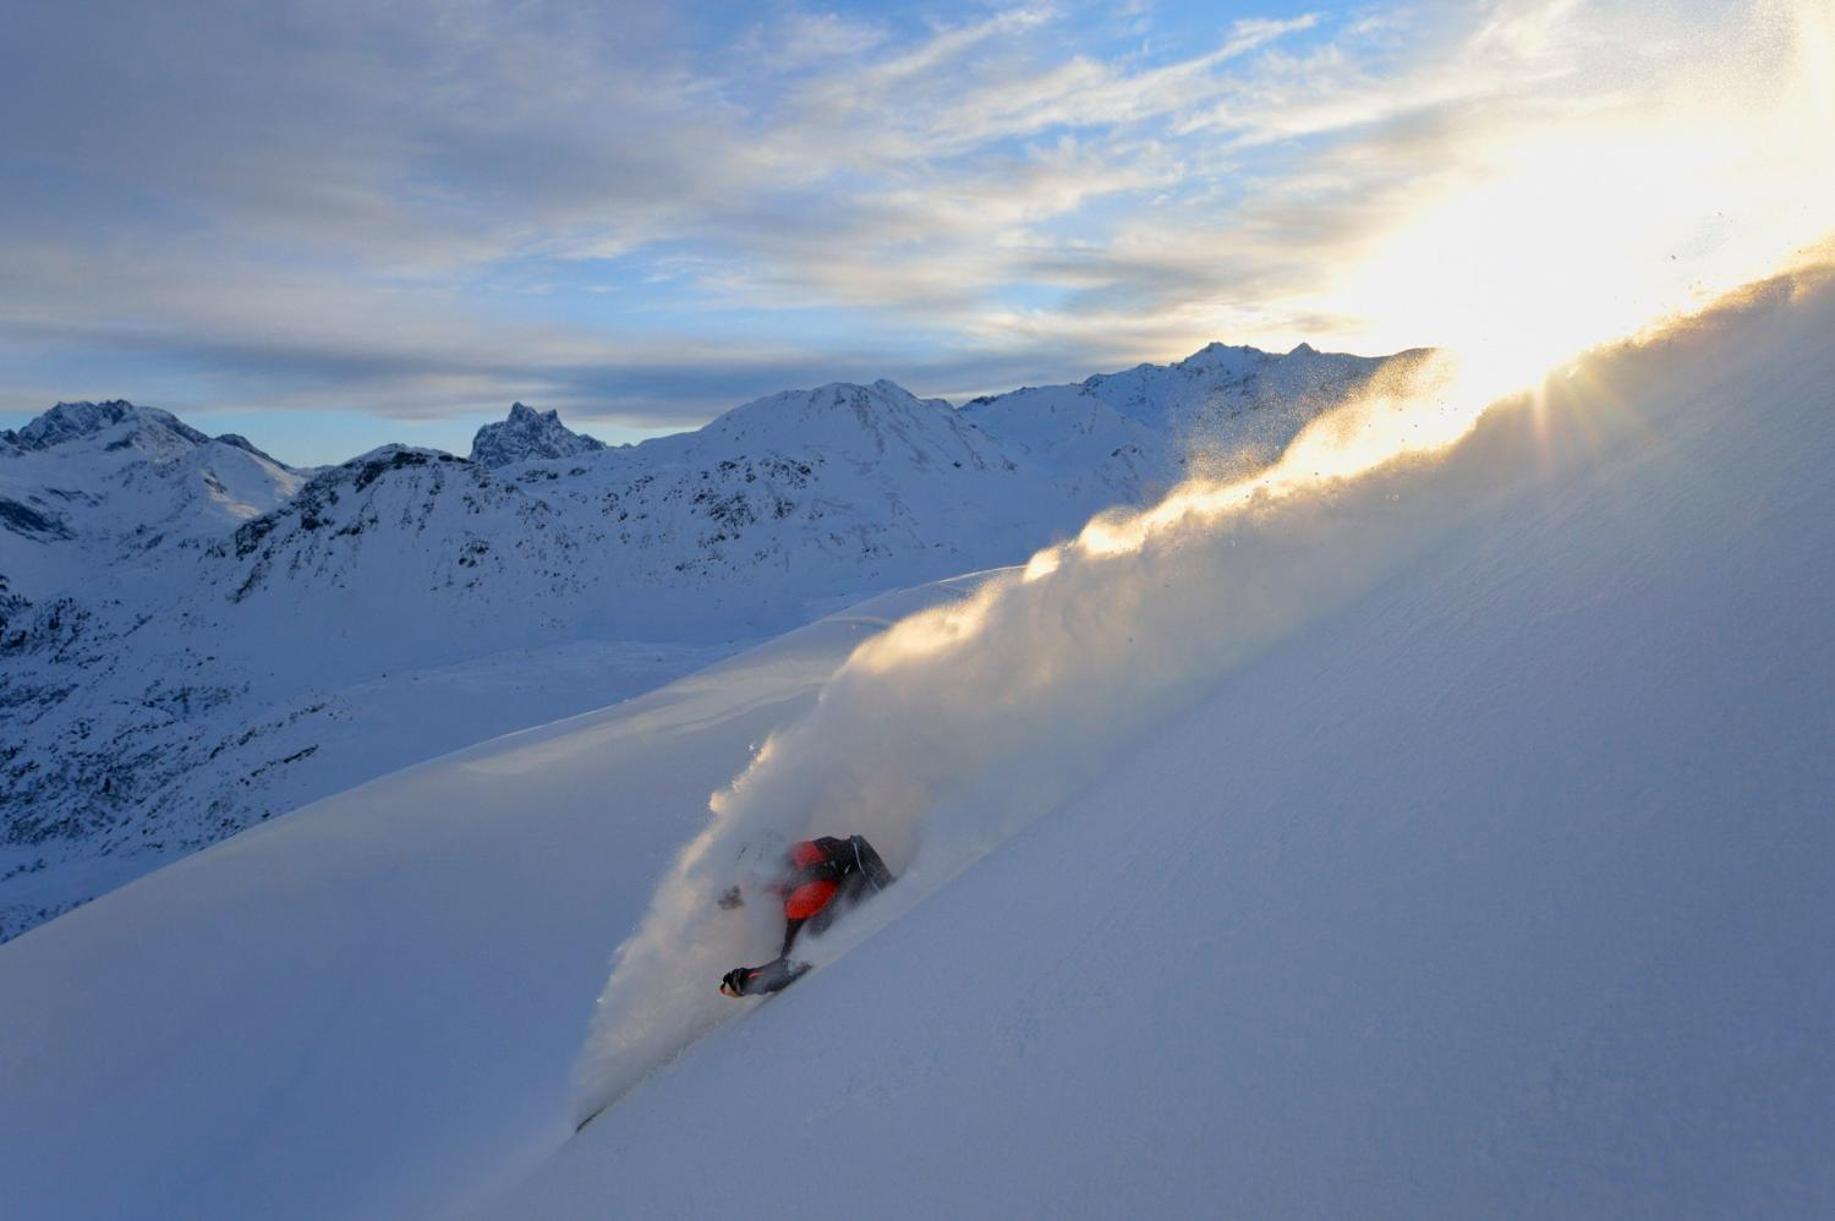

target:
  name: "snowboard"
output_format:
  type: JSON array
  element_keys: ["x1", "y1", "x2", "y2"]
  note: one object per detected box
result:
[{"x1": 574, "y1": 962, "x2": 811, "y2": 1134}]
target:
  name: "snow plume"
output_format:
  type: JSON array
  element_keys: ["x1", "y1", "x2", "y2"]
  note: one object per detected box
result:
[
  {"x1": 573, "y1": 342, "x2": 1507, "y2": 1119},
  {"x1": 576, "y1": 259, "x2": 1835, "y2": 1122}
]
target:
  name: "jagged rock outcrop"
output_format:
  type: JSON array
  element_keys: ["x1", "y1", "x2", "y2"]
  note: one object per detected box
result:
[{"x1": 469, "y1": 402, "x2": 607, "y2": 468}]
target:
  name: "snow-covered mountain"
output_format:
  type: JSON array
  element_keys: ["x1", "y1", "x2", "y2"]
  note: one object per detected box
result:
[
  {"x1": 961, "y1": 339, "x2": 1411, "y2": 486},
  {"x1": 0, "y1": 263, "x2": 1826, "y2": 1220},
  {"x1": 0, "y1": 343, "x2": 1409, "y2": 940},
  {"x1": 0, "y1": 399, "x2": 303, "y2": 593},
  {"x1": 494, "y1": 379, "x2": 1046, "y2": 633}
]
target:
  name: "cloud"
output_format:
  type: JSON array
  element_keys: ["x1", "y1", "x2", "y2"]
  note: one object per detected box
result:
[
  {"x1": 737, "y1": 8, "x2": 891, "y2": 69},
  {"x1": 0, "y1": 2, "x2": 1330, "y2": 425},
  {"x1": 0, "y1": 0, "x2": 1824, "y2": 438}
]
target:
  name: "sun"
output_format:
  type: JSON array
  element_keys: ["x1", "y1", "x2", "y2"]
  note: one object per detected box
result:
[
  {"x1": 1009, "y1": 1, "x2": 1834, "y2": 588},
  {"x1": 1318, "y1": 0, "x2": 1835, "y2": 409}
]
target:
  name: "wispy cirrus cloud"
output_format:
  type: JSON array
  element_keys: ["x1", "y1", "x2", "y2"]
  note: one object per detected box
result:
[{"x1": 0, "y1": 0, "x2": 1825, "y2": 461}]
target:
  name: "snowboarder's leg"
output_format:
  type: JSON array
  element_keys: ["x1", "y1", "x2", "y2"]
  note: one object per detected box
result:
[{"x1": 779, "y1": 914, "x2": 806, "y2": 958}]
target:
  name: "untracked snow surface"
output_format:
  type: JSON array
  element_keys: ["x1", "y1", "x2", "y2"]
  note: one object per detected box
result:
[{"x1": 2, "y1": 266, "x2": 1833, "y2": 1219}]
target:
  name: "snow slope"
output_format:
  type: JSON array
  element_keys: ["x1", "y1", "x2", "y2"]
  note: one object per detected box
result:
[
  {"x1": 538, "y1": 267, "x2": 1835, "y2": 1216},
  {"x1": 2, "y1": 268, "x2": 1830, "y2": 1220}
]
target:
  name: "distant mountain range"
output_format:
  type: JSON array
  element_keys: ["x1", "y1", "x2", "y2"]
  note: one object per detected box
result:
[{"x1": 0, "y1": 341, "x2": 1424, "y2": 940}]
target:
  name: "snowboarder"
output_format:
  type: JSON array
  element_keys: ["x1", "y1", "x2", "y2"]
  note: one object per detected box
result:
[{"x1": 719, "y1": 835, "x2": 895, "y2": 997}]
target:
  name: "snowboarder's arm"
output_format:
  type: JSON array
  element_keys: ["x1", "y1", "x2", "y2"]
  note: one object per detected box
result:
[{"x1": 847, "y1": 835, "x2": 896, "y2": 890}]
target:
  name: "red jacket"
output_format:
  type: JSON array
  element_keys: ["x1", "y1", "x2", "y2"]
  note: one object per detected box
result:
[{"x1": 773, "y1": 835, "x2": 894, "y2": 955}]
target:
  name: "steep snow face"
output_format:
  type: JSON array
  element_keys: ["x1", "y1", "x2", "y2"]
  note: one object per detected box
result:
[
  {"x1": 552, "y1": 265, "x2": 1835, "y2": 1217},
  {"x1": 470, "y1": 402, "x2": 607, "y2": 467}
]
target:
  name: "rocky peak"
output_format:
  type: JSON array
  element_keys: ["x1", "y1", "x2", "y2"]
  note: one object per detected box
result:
[{"x1": 469, "y1": 403, "x2": 606, "y2": 468}]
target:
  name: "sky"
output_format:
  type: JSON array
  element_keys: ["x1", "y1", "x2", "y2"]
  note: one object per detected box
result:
[{"x1": 0, "y1": 0, "x2": 1828, "y2": 464}]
